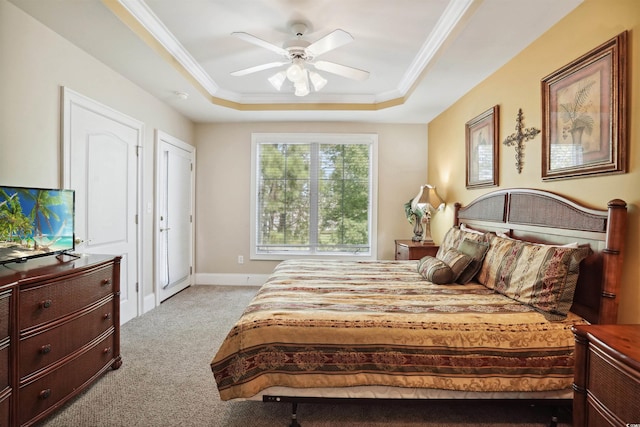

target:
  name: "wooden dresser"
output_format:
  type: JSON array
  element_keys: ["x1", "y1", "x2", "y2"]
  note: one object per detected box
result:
[
  {"x1": 0, "y1": 254, "x2": 121, "y2": 427},
  {"x1": 394, "y1": 239, "x2": 439, "y2": 260},
  {"x1": 572, "y1": 324, "x2": 640, "y2": 427},
  {"x1": 0, "y1": 285, "x2": 12, "y2": 425}
]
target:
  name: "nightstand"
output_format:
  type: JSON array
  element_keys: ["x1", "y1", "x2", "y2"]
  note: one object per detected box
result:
[
  {"x1": 572, "y1": 324, "x2": 640, "y2": 427},
  {"x1": 394, "y1": 240, "x2": 439, "y2": 260}
]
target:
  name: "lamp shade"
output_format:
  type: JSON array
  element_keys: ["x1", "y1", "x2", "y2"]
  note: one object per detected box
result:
[{"x1": 411, "y1": 185, "x2": 444, "y2": 212}]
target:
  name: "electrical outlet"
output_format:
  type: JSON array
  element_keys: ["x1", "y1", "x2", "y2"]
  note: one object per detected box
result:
[{"x1": 237, "y1": 255, "x2": 244, "y2": 264}]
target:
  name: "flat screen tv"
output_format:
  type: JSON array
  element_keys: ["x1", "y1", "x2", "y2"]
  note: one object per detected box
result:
[{"x1": 0, "y1": 186, "x2": 75, "y2": 265}]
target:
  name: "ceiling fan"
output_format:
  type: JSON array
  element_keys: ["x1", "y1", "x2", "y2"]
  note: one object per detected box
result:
[{"x1": 230, "y1": 23, "x2": 369, "y2": 96}]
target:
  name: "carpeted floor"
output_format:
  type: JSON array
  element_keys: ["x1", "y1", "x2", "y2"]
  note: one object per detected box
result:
[{"x1": 40, "y1": 285, "x2": 572, "y2": 426}]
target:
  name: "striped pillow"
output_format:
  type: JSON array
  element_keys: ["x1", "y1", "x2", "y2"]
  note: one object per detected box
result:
[
  {"x1": 417, "y1": 256, "x2": 454, "y2": 284},
  {"x1": 436, "y1": 226, "x2": 490, "y2": 259},
  {"x1": 437, "y1": 249, "x2": 473, "y2": 282},
  {"x1": 477, "y1": 235, "x2": 591, "y2": 319}
]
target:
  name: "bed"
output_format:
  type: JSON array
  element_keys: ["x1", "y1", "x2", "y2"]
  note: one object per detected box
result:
[{"x1": 211, "y1": 188, "x2": 627, "y2": 424}]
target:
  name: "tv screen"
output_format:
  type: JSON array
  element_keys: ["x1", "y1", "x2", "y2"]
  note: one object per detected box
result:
[{"x1": 0, "y1": 186, "x2": 75, "y2": 265}]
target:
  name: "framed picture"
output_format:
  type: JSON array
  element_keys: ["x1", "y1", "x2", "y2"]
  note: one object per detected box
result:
[
  {"x1": 541, "y1": 31, "x2": 627, "y2": 180},
  {"x1": 466, "y1": 105, "x2": 499, "y2": 188}
]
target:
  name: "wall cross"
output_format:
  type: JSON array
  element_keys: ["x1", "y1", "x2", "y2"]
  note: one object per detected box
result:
[{"x1": 502, "y1": 108, "x2": 540, "y2": 173}]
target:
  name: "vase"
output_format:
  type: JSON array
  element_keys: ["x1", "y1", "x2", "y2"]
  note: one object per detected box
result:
[{"x1": 412, "y1": 218, "x2": 423, "y2": 242}]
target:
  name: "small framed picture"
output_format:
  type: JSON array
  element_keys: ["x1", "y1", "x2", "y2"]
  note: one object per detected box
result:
[
  {"x1": 466, "y1": 105, "x2": 499, "y2": 188},
  {"x1": 541, "y1": 31, "x2": 627, "y2": 180}
]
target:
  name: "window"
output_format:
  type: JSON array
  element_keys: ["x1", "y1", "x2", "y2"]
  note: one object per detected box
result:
[{"x1": 251, "y1": 133, "x2": 378, "y2": 260}]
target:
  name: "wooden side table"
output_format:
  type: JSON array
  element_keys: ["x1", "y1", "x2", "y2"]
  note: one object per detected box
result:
[
  {"x1": 395, "y1": 239, "x2": 439, "y2": 260},
  {"x1": 572, "y1": 324, "x2": 640, "y2": 427}
]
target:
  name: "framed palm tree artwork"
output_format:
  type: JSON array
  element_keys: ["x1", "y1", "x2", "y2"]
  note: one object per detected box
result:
[{"x1": 541, "y1": 31, "x2": 627, "y2": 180}]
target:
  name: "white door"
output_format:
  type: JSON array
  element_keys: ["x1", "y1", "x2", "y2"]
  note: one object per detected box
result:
[
  {"x1": 62, "y1": 87, "x2": 142, "y2": 324},
  {"x1": 155, "y1": 131, "x2": 195, "y2": 303}
]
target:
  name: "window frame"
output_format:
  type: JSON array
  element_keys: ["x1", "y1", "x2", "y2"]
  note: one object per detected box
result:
[{"x1": 250, "y1": 132, "x2": 378, "y2": 261}]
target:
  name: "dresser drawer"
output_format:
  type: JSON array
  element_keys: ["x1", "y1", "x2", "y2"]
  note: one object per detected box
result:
[
  {"x1": 18, "y1": 332, "x2": 116, "y2": 426},
  {"x1": 19, "y1": 264, "x2": 114, "y2": 329},
  {"x1": 19, "y1": 296, "x2": 115, "y2": 379},
  {"x1": 396, "y1": 243, "x2": 410, "y2": 260},
  {"x1": 0, "y1": 290, "x2": 11, "y2": 341},
  {"x1": 587, "y1": 345, "x2": 640, "y2": 424},
  {"x1": 0, "y1": 340, "x2": 8, "y2": 390},
  {"x1": 0, "y1": 389, "x2": 10, "y2": 427}
]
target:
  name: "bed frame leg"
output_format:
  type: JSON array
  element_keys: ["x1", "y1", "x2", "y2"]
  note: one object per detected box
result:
[
  {"x1": 289, "y1": 402, "x2": 301, "y2": 427},
  {"x1": 548, "y1": 405, "x2": 561, "y2": 427}
]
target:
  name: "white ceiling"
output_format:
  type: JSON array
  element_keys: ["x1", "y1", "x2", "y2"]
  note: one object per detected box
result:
[{"x1": 10, "y1": 0, "x2": 582, "y2": 124}]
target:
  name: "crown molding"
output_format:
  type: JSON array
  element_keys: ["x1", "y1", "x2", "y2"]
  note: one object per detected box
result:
[{"x1": 104, "y1": 0, "x2": 477, "y2": 111}]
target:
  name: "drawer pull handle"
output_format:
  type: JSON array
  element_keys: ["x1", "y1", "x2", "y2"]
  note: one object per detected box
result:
[
  {"x1": 103, "y1": 313, "x2": 112, "y2": 320},
  {"x1": 101, "y1": 278, "x2": 112, "y2": 286},
  {"x1": 41, "y1": 300, "x2": 52, "y2": 309},
  {"x1": 103, "y1": 347, "x2": 112, "y2": 354},
  {"x1": 40, "y1": 344, "x2": 52, "y2": 354},
  {"x1": 39, "y1": 389, "x2": 51, "y2": 400}
]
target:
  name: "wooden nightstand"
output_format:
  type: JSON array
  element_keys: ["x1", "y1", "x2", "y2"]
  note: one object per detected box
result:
[
  {"x1": 395, "y1": 240, "x2": 439, "y2": 260},
  {"x1": 572, "y1": 324, "x2": 640, "y2": 427}
]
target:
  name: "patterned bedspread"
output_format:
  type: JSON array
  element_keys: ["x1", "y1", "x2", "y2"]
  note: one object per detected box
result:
[{"x1": 211, "y1": 259, "x2": 587, "y2": 400}]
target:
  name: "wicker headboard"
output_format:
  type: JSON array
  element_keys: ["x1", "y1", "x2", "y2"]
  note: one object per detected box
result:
[{"x1": 453, "y1": 188, "x2": 627, "y2": 325}]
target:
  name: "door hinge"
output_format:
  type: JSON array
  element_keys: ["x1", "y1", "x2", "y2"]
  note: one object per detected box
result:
[
  {"x1": 136, "y1": 145, "x2": 142, "y2": 156},
  {"x1": 190, "y1": 162, "x2": 193, "y2": 172},
  {"x1": 136, "y1": 282, "x2": 139, "y2": 292},
  {"x1": 135, "y1": 214, "x2": 138, "y2": 225},
  {"x1": 190, "y1": 266, "x2": 193, "y2": 275},
  {"x1": 190, "y1": 214, "x2": 193, "y2": 223}
]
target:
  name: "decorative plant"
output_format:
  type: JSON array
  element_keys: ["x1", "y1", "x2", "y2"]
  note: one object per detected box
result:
[
  {"x1": 560, "y1": 80, "x2": 596, "y2": 143},
  {"x1": 403, "y1": 200, "x2": 423, "y2": 224}
]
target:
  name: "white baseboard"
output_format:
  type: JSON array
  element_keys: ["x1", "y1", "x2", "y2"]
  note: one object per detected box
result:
[
  {"x1": 143, "y1": 292, "x2": 156, "y2": 314},
  {"x1": 194, "y1": 273, "x2": 268, "y2": 286}
]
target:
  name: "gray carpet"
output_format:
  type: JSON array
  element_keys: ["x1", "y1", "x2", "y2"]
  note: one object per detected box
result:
[{"x1": 40, "y1": 285, "x2": 572, "y2": 426}]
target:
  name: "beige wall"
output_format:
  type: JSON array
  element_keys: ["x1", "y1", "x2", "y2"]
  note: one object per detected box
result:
[
  {"x1": 0, "y1": 1, "x2": 195, "y2": 299},
  {"x1": 428, "y1": 0, "x2": 639, "y2": 323},
  {"x1": 195, "y1": 122, "x2": 428, "y2": 275}
]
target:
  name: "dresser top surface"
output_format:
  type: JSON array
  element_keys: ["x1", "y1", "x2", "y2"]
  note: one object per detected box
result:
[
  {"x1": 0, "y1": 254, "x2": 117, "y2": 287},
  {"x1": 574, "y1": 324, "x2": 640, "y2": 367}
]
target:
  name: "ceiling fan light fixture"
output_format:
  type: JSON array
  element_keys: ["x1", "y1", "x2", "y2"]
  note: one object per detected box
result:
[
  {"x1": 268, "y1": 71, "x2": 287, "y2": 90},
  {"x1": 309, "y1": 71, "x2": 327, "y2": 91},
  {"x1": 286, "y1": 60, "x2": 305, "y2": 82},
  {"x1": 294, "y1": 83, "x2": 310, "y2": 97},
  {"x1": 294, "y1": 70, "x2": 310, "y2": 96}
]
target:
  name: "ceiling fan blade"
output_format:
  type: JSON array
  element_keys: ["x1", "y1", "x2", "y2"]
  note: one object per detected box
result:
[
  {"x1": 306, "y1": 29, "x2": 353, "y2": 57},
  {"x1": 313, "y1": 60, "x2": 369, "y2": 81},
  {"x1": 230, "y1": 61, "x2": 288, "y2": 76},
  {"x1": 231, "y1": 32, "x2": 288, "y2": 57}
]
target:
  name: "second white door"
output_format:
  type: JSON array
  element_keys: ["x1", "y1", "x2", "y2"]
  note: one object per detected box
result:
[{"x1": 155, "y1": 131, "x2": 195, "y2": 303}]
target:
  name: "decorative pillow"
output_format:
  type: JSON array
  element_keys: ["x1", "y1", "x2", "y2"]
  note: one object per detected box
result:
[
  {"x1": 436, "y1": 226, "x2": 490, "y2": 259},
  {"x1": 437, "y1": 249, "x2": 473, "y2": 282},
  {"x1": 496, "y1": 232, "x2": 579, "y2": 248},
  {"x1": 477, "y1": 235, "x2": 591, "y2": 319},
  {"x1": 456, "y1": 238, "x2": 490, "y2": 284},
  {"x1": 417, "y1": 256, "x2": 454, "y2": 284},
  {"x1": 475, "y1": 234, "x2": 521, "y2": 290}
]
